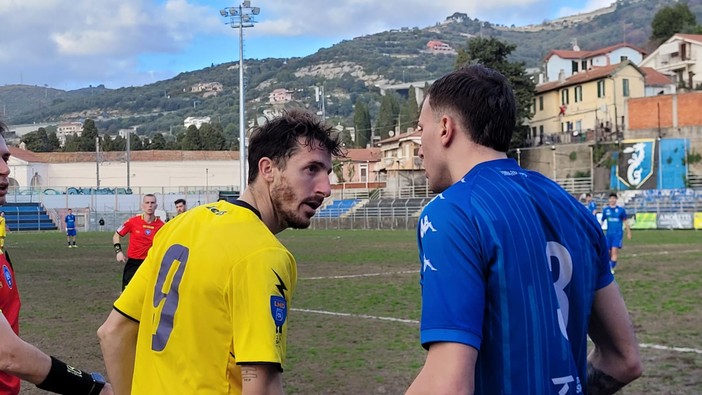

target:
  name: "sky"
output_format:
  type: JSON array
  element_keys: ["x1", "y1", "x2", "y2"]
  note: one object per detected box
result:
[{"x1": 0, "y1": 0, "x2": 613, "y2": 91}]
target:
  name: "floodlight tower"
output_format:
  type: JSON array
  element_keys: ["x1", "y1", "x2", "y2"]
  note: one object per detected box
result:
[{"x1": 220, "y1": 1, "x2": 260, "y2": 192}]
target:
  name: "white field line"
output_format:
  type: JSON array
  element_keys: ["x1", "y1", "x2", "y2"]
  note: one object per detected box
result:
[
  {"x1": 301, "y1": 248, "x2": 702, "y2": 281},
  {"x1": 300, "y1": 270, "x2": 419, "y2": 280},
  {"x1": 626, "y1": 249, "x2": 702, "y2": 258},
  {"x1": 292, "y1": 310, "x2": 702, "y2": 355}
]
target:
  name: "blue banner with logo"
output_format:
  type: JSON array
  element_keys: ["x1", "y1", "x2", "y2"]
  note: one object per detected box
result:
[{"x1": 610, "y1": 139, "x2": 657, "y2": 190}]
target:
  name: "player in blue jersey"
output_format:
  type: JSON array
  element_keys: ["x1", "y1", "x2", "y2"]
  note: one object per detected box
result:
[
  {"x1": 600, "y1": 193, "x2": 632, "y2": 273},
  {"x1": 585, "y1": 193, "x2": 597, "y2": 216},
  {"x1": 65, "y1": 208, "x2": 77, "y2": 248},
  {"x1": 405, "y1": 65, "x2": 642, "y2": 395}
]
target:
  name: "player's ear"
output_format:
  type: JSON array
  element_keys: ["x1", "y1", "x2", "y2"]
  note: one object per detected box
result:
[
  {"x1": 440, "y1": 115, "x2": 456, "y2": 146},
  {"x1": 259, "y1": 157, "x2": 275, "y2": 182}
]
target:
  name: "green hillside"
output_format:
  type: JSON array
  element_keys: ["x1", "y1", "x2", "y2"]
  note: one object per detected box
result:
[{"x1": 2, "y1": 0, "x2": 698, "y2": 141}]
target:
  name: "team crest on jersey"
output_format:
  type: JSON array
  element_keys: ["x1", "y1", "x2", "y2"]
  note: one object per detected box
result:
[
  {"x1": 270, "y1": 296, "x2": 287, "y2": 333},
  {"x1": 145, "y1": 229, "x2": 152, "y2": 236},
  {"x1": 2, "y1": 265, "x2": 13, "y2": 289}
]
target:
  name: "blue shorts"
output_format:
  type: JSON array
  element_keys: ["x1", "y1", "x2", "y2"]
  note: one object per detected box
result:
[
  {"x1": 606, "y1": 233, "x2": 622, "y2": 249},
  {"x1": 67, "y1": 228, "x2": 77, "y2": 237}
]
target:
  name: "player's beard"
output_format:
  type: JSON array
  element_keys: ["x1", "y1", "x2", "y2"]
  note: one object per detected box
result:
[{"x1": 271, "y1": 174, "x2": 318, "y2": 230}]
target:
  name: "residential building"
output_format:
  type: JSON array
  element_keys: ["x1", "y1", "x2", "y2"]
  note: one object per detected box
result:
[
  {"x1": 425, "y1": 40, "x2": 456, "y2": 55},
  {"x1": 56, "y1": 122, "x2": 83, "y2": 146},
  {"x1": 376, "y1": 130, "x2": 425, "y2": 193},
  {"x1": 269, "y1": 88, "x2": 293, "y2": 104},
  {"x1": 640, "y1": 67, "x2": 676, "y2": 97},
  {"x1": 190, "y1": 82, "x2": 223, "y2": 94},
  {"x1": 331, "y1": 148, "x2": 382, "y2": 186},
  {"x1": 543, "y1": 42, "x2": 646, "y2": 83},
  {"x1": 639, "y1": 33, "x2": 702, "y2": 90},
  {"x1": 530, "y1": 60, "x2": 645, "y2": 146},
  {"x1": 184, "y1": 116, "x2": 211, "y2": 129}
]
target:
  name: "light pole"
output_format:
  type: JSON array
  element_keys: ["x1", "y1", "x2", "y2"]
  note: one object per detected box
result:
[{"x1": 220, "y1": 1, "x2": 260, "y2": 193}]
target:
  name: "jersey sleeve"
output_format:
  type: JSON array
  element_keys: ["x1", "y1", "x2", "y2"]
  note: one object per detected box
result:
[
  {"x1": 229, "y1": 247, "x2": 296, "y2": 368},
  {"x1": 113, "y1": 253, "x2": 155, "y2": 322},
  {"x1": 594, "y1": 229, "x2": 614, "y2": 290},
  {"x1": 116, "y1": 219, "x2": 131, "y2": 237},
  {"x1": 417, "y1": 202, "x2": 485, "y2": 351}
]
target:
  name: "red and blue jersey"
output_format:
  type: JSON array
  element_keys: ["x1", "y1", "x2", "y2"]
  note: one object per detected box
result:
[
  {"x1": 117, "y1": 214, "x2": 165, "y2": 260},
  {"x1": 0, "y1": 251, "x2": 21, "y2": 395}
]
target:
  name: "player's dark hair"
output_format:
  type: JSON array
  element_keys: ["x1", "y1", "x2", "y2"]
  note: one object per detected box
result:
[
  {"x1": 609, "y1": 192, "x2": 618, "y2": 198},
  {"x1": 586, "y1": 193, "x2": 592, "y2": 198},
  {"x1": 426, "y1": 64, "x2": 516, "y2": 152},
  {"x1": 247, "y1": 109, "x2": 345, "y2": 182},
  {"x1": 174, "y1": 198, "x2": 186, "y2": 205}
]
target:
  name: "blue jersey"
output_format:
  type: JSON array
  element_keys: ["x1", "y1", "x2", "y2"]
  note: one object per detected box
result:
[
  {"x1": 587, "y1": 201, "x2": 597, "y2": 214},
  {"x1": 417, "y1": 159, "x2": 612, "y2": 395},
  {"x1": 65, "y1": 214, "x2": 76, "y2": 230},
  {"x1": 601, "y1": 205, "x2": 627, "y2": 238}
]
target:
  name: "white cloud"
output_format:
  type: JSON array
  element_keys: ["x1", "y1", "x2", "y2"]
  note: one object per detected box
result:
[
  {"x1": 0, "y1": 0, "x2": 221, "y2": 89},
  {"x1": 254, "y1": 0, "x2": 546, "y2": 38},
  {"x1": 0, "y1": 0, "x2": 611, "y2": 90}
]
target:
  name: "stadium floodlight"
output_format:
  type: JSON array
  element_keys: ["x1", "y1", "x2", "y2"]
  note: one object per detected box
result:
[{"x1": 220, "y1": 1, "x2": 260, "y2": 192}]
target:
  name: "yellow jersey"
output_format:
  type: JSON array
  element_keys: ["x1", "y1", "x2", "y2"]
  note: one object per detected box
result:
[
  {"x1": 114, "y1": 200, "x2": 297, "y2": 394},
  {"x1": 0, "y1": 216, "x2": 6, "y2": 239}
]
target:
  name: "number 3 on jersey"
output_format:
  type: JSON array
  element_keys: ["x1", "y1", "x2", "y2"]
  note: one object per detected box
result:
[
  {"x1": 546, "y1": 241, "x2": 573, "y2": 340},
  {"x1": 152, "y1": 244, "x2": 190, "y2": 351}
]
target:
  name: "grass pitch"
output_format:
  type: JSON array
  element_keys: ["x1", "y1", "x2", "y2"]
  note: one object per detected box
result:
[{"x1": 9, "y1": 229, "x2": 702, "y2": 394}]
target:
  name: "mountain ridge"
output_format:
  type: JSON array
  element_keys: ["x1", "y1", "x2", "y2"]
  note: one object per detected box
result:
[{"x1": 2, "y1": 0, "x2": 698, "y2": 136}]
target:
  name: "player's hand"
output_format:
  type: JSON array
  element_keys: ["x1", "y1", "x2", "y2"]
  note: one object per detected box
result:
[
  {"x1": 100, "y1": 383, "x2": 114, "y2": 395},
  {"x1": 116, "y1": 251, "x2": 126, "y2": 263},
  {"x1": 627, "y1": 231, "x2": 632, "y2": 240}
]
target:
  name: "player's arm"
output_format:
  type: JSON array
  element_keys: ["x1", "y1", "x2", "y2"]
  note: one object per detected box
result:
[
  {"x1": 624, "y1": 218, "x2": 632, "y2": 240},
  {"x1": 0, "y1": 312, "x2": 112, "y2": 394},
  {"x1": 405, "y1": 342, "x2": 477, "y2": 395},
  {"x1": 112, "y1": 232, "x2": 126, "y2": 263},
  {"x1": 587, "y1": 282, "x2": 643, "y2": 394},
  {"x1": 240, "y1": 364, "x2": 284, "y2": 395},
  {"x1": 97, "y1": 309, "x2": 138, "y2": 395}
]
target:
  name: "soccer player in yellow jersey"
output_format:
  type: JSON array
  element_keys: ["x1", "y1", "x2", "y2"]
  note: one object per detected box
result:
[{"x1": 98, "y1": 109, "x2": 344, "y2": 395}]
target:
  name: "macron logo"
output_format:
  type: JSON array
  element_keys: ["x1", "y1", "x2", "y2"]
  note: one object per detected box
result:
[{"x1": 420, "y1": 215, "x2": 437, "y2": 238}]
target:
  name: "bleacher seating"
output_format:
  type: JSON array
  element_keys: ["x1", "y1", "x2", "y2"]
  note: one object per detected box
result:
[
  {"x1": 1, "y1": 203, "x2": 58, "y2": 231},
  {"x1": 351, "y1": 197, "x2": 430, "y2": 218},
  {"x1": 316, "y1": 199, "x2": 360, "y2": 218}
]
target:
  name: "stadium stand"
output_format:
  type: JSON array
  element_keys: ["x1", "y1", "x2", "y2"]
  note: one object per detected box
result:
[
  {"x1": 350, "y1": 197, "x2": 430, "y2": 218},
  {"x1": 1, "y1": 202, "x2": 58, "y2": 231},
  {"x1": 316, "y1": 199, "x2": 360, "y2": 218}
]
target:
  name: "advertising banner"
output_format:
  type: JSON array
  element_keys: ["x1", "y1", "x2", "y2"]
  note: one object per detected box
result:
[
  {"x1": 630, "y1": 212, "x2": 657, "y2": 229},
  {"x1": 657, "y1": 212, "x2": 693, "y2": 229},
  {"x1": 694, "y1": 213, "x2": 702, "y2": 230}
]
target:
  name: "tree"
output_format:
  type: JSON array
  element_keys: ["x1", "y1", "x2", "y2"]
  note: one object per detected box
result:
[
  {"x1": 398, "y1": 88, "x2": 420, "y2": 134},
  {"x1": 199, "y1": 123, "x2": 227, "y2": 150},
  {"x1": 150, "y1": 133, "x2": 167, "y2": 150},
  {"x1": 47, "y1": 132, "x2": 60, "y2": 151},
  {"x1": 82, "y1": 119, "x2": 99, "y2": 150},
  {"x1": 651, "y1": 3, "x2": 697, "y2": 46},
  {"x1": 181, "y1": 125, "x2": 203, "y2": 150},
  {"x1": 375, "y1": 93, "x2": 400, "y2": 140},
  {"x1": 353, "y1": 100, "x2": 372, "y2": 148},
  {"x1": 454, "y1": 37, "x2": 535, "y2": 148},
  {"x1": 20, "y1": 128, "x2": 52, "y2": 152}
]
